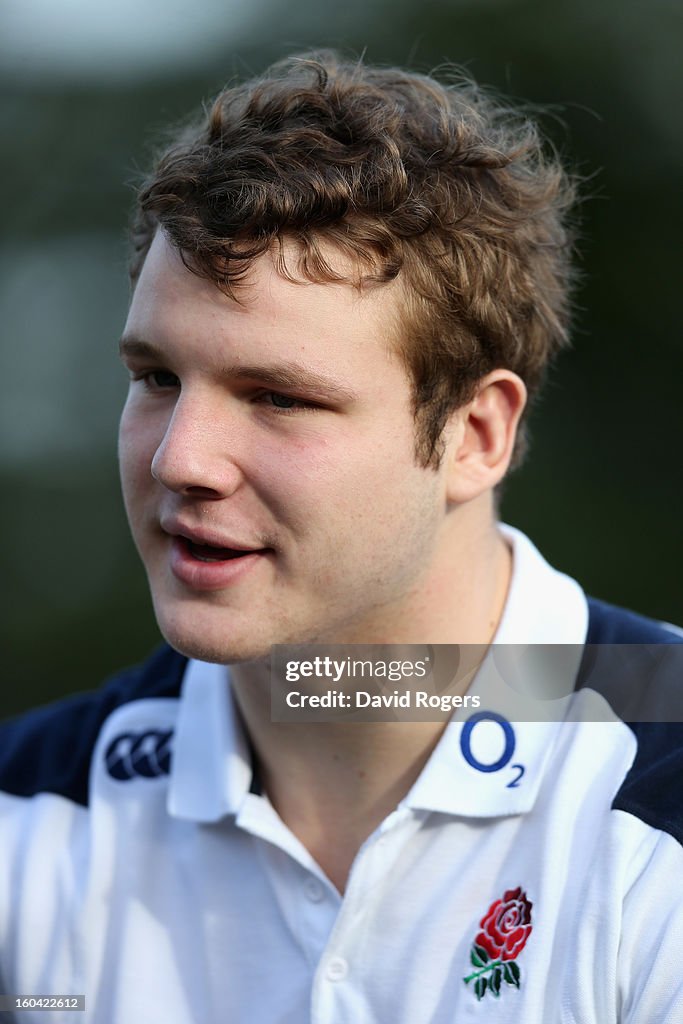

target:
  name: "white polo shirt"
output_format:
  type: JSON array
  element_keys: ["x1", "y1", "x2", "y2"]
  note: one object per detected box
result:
[{"x1": 1, "y1": 527, "x2": 683, "y2": 1023}]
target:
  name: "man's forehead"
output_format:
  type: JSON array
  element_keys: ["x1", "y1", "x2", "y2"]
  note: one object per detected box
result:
[
  {"x1": 136, "y1": 228, "x2": 401, "y2": 305},
  {"x1": 128, "y1": 230, "x2": 405, "y2": 355}
]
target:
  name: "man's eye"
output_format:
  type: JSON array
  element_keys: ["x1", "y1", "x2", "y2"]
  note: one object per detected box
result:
[
  {"x1": 259, "y1": 392, "x2": 316, "y2": 413},
  {"x1": 269, "y1": 392, "x2": 297, "y2": 409},
  {"x1": 140, "y1": 370, "x2": 179, "y2": 390}
]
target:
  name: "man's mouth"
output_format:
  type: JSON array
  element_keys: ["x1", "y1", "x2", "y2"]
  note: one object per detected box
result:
[
  {"x1": 183, "y1": 538, "x2": 260, "y2": 563},
  {"x1": 165, "y1": 527, "x2": 272, "y2": 589}
]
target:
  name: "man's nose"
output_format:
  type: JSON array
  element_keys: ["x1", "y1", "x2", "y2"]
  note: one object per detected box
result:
[{"x1": 151, "y1": 392, "x2": 243, "y2": 498}]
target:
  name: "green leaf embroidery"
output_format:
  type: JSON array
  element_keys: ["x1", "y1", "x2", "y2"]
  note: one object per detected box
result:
[
  {"x1": 504, "y1": 960, "x2": 521, "y2": 988},
  {"x1": 470, "y1": 944, "x2": 489, "y2": 968},
  {"x1": 474, "y1": 977, "x2": 488, "y2": 1001},
  {"x1": 490, "y1": 966, "x2": 502, "y2": 997}
]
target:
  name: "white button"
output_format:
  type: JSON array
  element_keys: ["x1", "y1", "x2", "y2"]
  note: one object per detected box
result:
[
  {"x1": 304, "y1": 877, "x2": 323, "y2": 902},
  {"x1": 326, "y1": 956, "x2": 349, "y2": 982}
]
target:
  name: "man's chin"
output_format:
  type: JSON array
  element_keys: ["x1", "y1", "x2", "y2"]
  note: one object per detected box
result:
[
  {"x1": 164, "y1": 633, "x2": 273, "y2": 666},
  {"x1": 155, "y1": 612, "x2": 274, "y2": 666}
]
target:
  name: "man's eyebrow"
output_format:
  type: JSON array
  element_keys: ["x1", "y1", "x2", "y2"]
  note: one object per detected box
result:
[
  {"x1": 118, "y1": 336, "x2": 163, "y2": 361},
  {"x1": 228, "y1": 363, "x2": 357, "y2": 401},
  {"x1": 118, "y1": 335, "x2": 357, "y2": 401}
]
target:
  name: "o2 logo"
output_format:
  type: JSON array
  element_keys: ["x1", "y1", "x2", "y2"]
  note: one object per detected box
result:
[{"x1": 460, "y1": 711, "x2": 525, "y2": 788}]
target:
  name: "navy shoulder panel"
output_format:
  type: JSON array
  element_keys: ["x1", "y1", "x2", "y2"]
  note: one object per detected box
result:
[
  {"x1": 584, "y1": 598, "x2": 683, "y2": 846},
  {"x1": 586, "y1": 596, "x2": 683, "y2": 645},
  {"x1": 0, "y1": 645, "x2": 187, "y2": 807},
  {"x1": 612, "y1": 721, "x2": 683, "y2": 846}
]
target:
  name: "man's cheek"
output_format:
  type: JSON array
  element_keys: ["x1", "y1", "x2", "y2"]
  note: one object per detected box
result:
[{"x1": 119, "y1": 423, "x2": 159, "y2": 478}]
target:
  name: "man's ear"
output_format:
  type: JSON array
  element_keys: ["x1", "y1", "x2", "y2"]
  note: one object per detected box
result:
[{"x1": 444, "y1": 370, "x2": 527, "y2": 504}]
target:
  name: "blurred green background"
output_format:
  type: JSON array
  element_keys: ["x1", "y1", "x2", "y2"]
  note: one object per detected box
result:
[{"x1": 1, "y1": 0, "x2": 681, "y2": 717}]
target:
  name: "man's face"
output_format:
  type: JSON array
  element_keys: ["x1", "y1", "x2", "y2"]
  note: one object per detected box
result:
[{"x1": 119, "y1": 231, "x2": 456, "y2": 663}]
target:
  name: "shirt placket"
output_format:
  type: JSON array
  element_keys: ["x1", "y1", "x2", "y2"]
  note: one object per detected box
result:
[{"x1": 310, "y1": 807, "x2": 421, "y2": 1024}]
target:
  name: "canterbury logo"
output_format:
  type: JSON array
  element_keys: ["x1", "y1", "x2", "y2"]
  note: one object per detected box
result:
[{"x1": 104, "y1": 729, "x2": 173, "y2": 781}]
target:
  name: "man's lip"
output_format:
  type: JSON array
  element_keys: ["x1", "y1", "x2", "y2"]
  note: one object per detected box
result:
[
  {"x1": 159, "y1": 519, "x2": 267, "y2": 552},
  {"x1": 168, "y1": 537, "x2": 271, "y2": 591}
]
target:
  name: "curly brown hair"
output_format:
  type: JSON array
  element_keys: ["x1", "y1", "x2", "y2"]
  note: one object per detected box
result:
[{"x1": 130, "y1": 51, "x2": 577, "y2": 468}]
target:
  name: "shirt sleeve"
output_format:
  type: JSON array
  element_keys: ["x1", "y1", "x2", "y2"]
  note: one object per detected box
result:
[{"x1": 615, "y1": 822, "x2": 683, "y2": 1022}]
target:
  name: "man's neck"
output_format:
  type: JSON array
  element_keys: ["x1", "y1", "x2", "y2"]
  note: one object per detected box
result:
[{"x1": 230, "y1": 521, "x2": 512, "y2": 892}]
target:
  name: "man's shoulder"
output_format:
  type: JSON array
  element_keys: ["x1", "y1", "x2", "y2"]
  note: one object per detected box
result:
[
  {"x1": 586, "y1": 595, "x2": 683, "y2": 645},
  {"x1": 583, "y1": 597, "x2": 683, "y2": 846},
  {"x1": 0, "y1": 645, "x2": 187, "y2": 807}
]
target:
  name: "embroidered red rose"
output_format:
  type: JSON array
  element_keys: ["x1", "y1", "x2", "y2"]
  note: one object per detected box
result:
[
  {"x1": 463, "y1": 886, "x2": 533, "y2": 1001},
  {"x1": 475, "y1": 886, "x2": 533, "y2": 961}
]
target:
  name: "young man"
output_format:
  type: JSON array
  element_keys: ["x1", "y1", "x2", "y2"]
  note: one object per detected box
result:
[{"x1": 1, "y1": 52, "x2": 682, "y2": 1023}]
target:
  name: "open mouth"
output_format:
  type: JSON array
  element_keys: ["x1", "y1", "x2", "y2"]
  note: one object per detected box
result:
[{"x1": 183, "y1": 538, "x2": 260, "y2": 563}]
